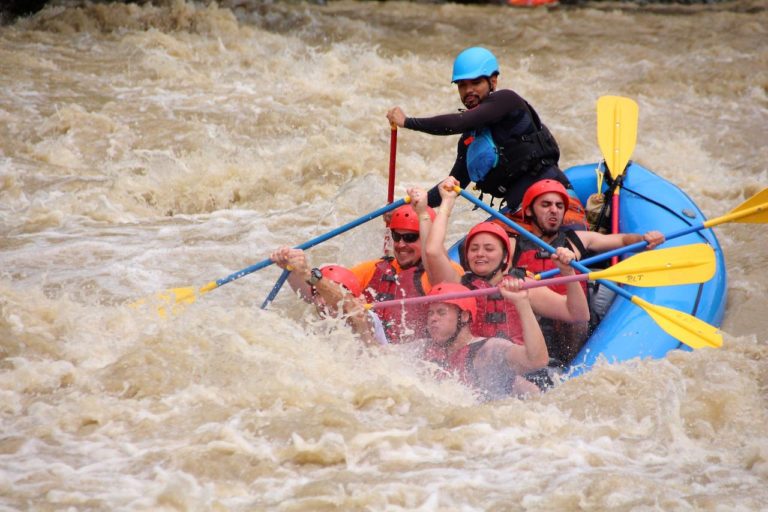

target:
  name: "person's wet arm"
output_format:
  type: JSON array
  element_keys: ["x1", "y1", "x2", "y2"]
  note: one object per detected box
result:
[
  {"x1": 498, "y1": 277, "x2": 549, "y2": 372},
  {"x1": 528, "y1": 248, "x2": 589, "y2": 322},
  {"x1": 405, "y1": 92, "x2": 516, "y2": 135},
  {"x1": 555, "y1": 248, "x2": 590, "y2": 323},
  {"x1": 424, "y1": 178, "x2": 463, "y2": 286},
  {"x1": 270, "y1": 247, "x2": 313, "y2": 302}
]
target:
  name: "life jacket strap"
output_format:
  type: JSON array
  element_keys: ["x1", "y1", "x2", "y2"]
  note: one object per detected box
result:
[{"x1": 485, "y1": 311, "x2": 507, "y2": 324}]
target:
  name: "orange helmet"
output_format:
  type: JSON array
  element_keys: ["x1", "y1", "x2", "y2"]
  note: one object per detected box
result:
[
  {"x1": 389, "y1": 204, "x2": 436, "y2": 232},
  {"x1": 320, "y1": 265, "x2": 362, "y2": 297},
  {"x1": 427, "y1": 282, "x2": 477, "y2": 320},
  {"x1": 521, "y1": 179, "x2": 570, "y2": 219},
  {"x1": 464, "y1": 221, "x2": 513, "y2": 269}
]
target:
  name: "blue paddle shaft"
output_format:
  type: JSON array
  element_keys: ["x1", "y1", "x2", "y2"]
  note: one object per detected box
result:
[
  {"x1": 256, "y1": 198, "x2": 408, "y2": 309},
  {"x1": 261, "y1": 269, "x2": 291, "y2": 309},
  {"x1": 215, "y1": 198, "x2": 407, "y2": 289}
]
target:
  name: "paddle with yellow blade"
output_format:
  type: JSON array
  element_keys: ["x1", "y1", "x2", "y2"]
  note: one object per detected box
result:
[
  {"x1": 369, "y1": 243, "x2": 715, "y2": 309},
  {"x1": 538, "y1": 187, "x2": 768, "y2": 280},
  {"x1": 457, "y1": 187, "x2": 722, "y2": 349},
  {"x1": 597, "y1": 95, "x2": 639, "y2": 265},
  {"x1": 132, "y1": 197, "x2": 411, "y2": 317}
]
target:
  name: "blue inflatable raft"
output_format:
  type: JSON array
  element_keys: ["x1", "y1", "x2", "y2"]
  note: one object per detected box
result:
[
  {"x1": 564, "y1": 162, "x2": 727, "y2": 376},
  {"x1": 451, "y1": 162, "x2": 727, "y2": 378}
]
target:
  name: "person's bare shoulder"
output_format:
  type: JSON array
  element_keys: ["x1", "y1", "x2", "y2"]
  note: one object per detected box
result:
[{"x1": 474, "y1": 337, "x2": 513, "y2": 365}]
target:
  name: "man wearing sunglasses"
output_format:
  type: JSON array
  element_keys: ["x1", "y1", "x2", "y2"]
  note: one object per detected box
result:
[{"x1": 350, "y1": 198, "x2": 464, "y2": 344}]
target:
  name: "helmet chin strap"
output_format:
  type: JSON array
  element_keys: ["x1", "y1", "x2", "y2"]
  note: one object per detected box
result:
[
  {"x1": 444, "y1": 311, "x2": 469, "y2": 347},
  {"x1": 444, "y1": 326, "x2": 461, "y2": 347},
  {"x1": 480, "y1": 248, "x2": 509, "y2": 282}
]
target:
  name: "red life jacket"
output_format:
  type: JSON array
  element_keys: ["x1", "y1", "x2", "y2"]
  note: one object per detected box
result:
[
  {"x1": 460, "y1": 273, "x2": 524, "y2": 345},
  {"x1": 364, "y1": 258, "x2": 427, "y2": 343},
  {"x1": 513, "y1": 230, "x2": 588, "y2": 295},
  {"x1": 513, "y1": 230, "x2": 590, "y2": 364},
  {"x1": 446, "y1": 340, "x2": 484, "y2": 386},
  {"x1": 422, "y1": 339, "x2": 486, "y2": 386},
  {"x1": 425, "y1": 338, "x2": 516, "y2": 400}
]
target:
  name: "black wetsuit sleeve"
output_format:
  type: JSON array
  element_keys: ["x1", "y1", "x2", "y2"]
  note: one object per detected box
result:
[
  {"x1": 410, "y1": 90, "x2": 531, "y2": 207},
  {"x1": 427, "y1": 184, "x2": 442, "y2": 207},
  {"x1": 403, "y1": 90, "x2": 527, "y2": 135}
]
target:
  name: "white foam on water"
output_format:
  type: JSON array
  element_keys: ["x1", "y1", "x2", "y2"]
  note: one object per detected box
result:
[{"x1": 0, "y1": 0, "x2": 766, "y2": 509}]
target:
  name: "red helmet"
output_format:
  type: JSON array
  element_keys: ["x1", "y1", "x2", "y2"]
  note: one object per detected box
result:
[
  {"x1": 320, "y1": 265, "x2": 362, "y2": 297},
  {"x1": 521, "y1": 179, "x2": 570, "y2": 219},
  {"x1": 427, "y1": 282, "x2": 477, "y2": 320},
  {"x1": 389, "y1": 204, "x2": 436, "y2": 232},
  {"x1": 464, "y1": 221, "x2": 513, "y2": 268}
]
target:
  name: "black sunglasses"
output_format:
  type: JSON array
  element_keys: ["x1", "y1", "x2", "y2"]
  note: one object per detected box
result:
[{"x1": 391, "y1": 231, "x2": 419, "y2": 243}]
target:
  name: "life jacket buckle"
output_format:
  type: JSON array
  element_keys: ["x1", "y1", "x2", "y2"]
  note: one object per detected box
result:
[{"x1": 485, "y1": 312, "x2": 507, "y2": 324}]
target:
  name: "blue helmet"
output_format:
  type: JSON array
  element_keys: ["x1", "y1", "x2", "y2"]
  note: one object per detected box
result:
[{"x1": 451, "y1": 47, "x2": 499, "y2": 83}]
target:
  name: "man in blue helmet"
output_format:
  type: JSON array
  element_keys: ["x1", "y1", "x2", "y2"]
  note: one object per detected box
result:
[{"x1": 387, "y1": 46, "x2": 572, "y2": 214}]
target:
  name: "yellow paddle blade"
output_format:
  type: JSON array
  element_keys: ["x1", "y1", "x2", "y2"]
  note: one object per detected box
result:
[
  {"x1": 707, "y1": 188, "x2": 768, "y2": 226},
  {"x1": 631, "y1": 296, "x2": 722, "y2": 349},
  {"x1": 158, "y1": 286, "x2": 199, "y2": 304},
  {"x1": 129, "y1": 281, "x2": 218, "y2": 318},
  {"x1": 589, "y1": 244, "x2": 715, "y2": 287},
  {"x1": 597, "y1": 95, "x2": 639, "y2": 179}
]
